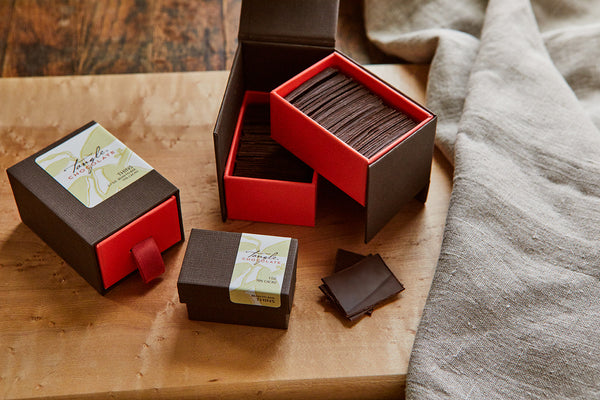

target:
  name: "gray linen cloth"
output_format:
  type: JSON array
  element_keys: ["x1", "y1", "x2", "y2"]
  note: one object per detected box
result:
[{"x1": 365, "y1": 0, "x2": 600, "y2": 398}]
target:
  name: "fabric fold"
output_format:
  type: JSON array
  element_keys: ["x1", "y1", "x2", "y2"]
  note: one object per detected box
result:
[{"x1": 365, "y1": 0, "x2": 600, "y2": 398}]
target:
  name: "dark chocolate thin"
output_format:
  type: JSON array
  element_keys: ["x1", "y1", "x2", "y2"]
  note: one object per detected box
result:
[
  {"x1": 233, "y1": 101, "x2": 314, "y2": 183},
  {"x1": 320, "y1": 250, "x2": 405, "y2": 321},
  {"x1": 286, "y1": 67, "x2": 339, "y2": 104},
  {"x1": 284, "y1": 67, "x2": 419, "y2": 159}
]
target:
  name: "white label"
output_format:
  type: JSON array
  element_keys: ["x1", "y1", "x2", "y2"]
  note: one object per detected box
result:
[
  {"x1": 229, "y1": 233, "x2": 292, "y2": 308},
  {"x1": 35, "y1": 123, "x2": 152, "y2": 208}
]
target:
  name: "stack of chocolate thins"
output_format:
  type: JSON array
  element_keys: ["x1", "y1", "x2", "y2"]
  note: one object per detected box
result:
[
  {"x1": 234, "y1": 103, "x2": 313, "y2": 183},
  {"x1": 319, "y1": 249, "x2": 405, "y2": 321},
  {"x1": 285, "y1": 68, "x2": 418, "y2": 159}
]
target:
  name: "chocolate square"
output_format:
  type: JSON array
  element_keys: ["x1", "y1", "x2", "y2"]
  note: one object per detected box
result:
[
  {"x1": 334, "y1": 248, "x2": 368, "y2": 272},
  {"x1": 6, "y1": 121, "x2": 184, "y2": 294},
  {"x1": 320, "y1": 253, "x2": 404, "y2": 321}
]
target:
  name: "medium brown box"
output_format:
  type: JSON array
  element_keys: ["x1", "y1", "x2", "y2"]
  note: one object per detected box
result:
[
  {"x1": 223, "y1": 91, "x2": 317, "y2": 226},
  {"x1": 7, "y1": 121, "x2": 185, "y2": 294},
  {"x1": 271, "y1": 52, "x2": 437, "y2": 242},
  {"x1": 177, "y1": 229, "x2": 298, "y2": 329}
]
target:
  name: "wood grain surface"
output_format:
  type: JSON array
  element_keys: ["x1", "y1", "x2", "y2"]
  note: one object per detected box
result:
[
  {"x1": 0, "y1": 0, "x2": 242, "y2": 76},
  {"x1": 0, "y1": 64, "x2": 448, "y2": 399},
  {"x1": 0, "y1": 0, "x2": 397, "y2": 77}
]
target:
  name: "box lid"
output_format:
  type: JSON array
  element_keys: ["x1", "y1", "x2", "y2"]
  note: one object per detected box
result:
[
  {"x1": 178, "y1": 229, "x2": 297, "y2": 314},
  {"x1": 239, "y1": 0, "x2": 339, "y2": 47}
]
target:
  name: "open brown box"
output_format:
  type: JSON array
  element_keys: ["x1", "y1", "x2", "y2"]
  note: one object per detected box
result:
[
  {"x1": 214, "y1": 0, "x2": 436, "y2": 242},
  {"x1": 271, "y1": 52, "x2": 437, "y2": 242}
]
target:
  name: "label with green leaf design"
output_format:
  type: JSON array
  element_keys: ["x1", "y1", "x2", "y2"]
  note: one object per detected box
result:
[
  {"x1": 229, "y1": 233, "x2": 292, "y2": 308},
  {"x1": 35, "y1": 123, "x2": 152, "y2": 208}
]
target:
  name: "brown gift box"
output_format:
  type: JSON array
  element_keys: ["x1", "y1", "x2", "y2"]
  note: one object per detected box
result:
[
  {"x1": 177, "y1": 229, "x2": 298, "y2": 329},
  {"x1": 214, "y1": 0, "x2": 436, "y2": 242},
  {"x1": 271, "y1": 52, "x2": 437, "y2": 242}
]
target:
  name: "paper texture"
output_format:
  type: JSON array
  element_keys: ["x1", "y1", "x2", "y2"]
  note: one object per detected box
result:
[
  {"x1": 35, "y1": 123, "x2": 152, "y2": 207},
  {"x1": 229, "y1": 233, "x2": 291, "y2": 308}
]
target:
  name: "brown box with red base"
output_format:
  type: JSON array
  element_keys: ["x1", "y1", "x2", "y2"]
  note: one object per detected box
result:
[
  {"x1": 271, "y1": 52, "x2": 437, "y2": 242},
  {"x1": 213, "y1": 0, "x2": 339, "y2": 226},
  {"x1": 6, "y1": 121, "x2": 185, "y2": 294},
  {"x1": 224, "y1": 91, "x2": 317, "y2": 226}
]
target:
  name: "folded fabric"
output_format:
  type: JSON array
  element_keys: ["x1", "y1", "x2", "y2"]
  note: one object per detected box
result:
[{"x1": 365, "y1": 0, "x2": 600, "y2": 398}]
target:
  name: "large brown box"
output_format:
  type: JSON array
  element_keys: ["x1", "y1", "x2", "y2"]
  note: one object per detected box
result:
[
  {"x1": 177, "y1": 229, "x2": 298, "y2": 329},
  {"x1": 214, "y1": 0, "x2": 436, "y2": 242},
  {"x1": 7, "y1": 121, "x2": 185, "y2": 294}
]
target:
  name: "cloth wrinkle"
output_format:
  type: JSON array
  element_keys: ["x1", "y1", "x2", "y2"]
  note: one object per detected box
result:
[{"x1": 365, "y1": 0, "x2": 600, "y2": 397}]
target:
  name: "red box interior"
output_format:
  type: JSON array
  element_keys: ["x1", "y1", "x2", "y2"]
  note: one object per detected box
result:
[
  {"x1": 96, "y1": 195, "x2": 182, "y2": 289},
  {"x1": 271, "y1": 52, "x2": 434, "y2": 205},
  {"x1": 224, "y1": 91, "x2": 317, "y2": 226}
]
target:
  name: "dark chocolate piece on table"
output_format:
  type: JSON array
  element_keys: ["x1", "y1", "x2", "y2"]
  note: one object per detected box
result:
[
  {"x1": 320, "y1": 254, "x2": 404, "y2": 321},
  {"x1": 319, "y1": 283, "x2": 374, "y2": 321},
  {"x1": 320, "y1": 249, "x2": 374, "y2": 320}
]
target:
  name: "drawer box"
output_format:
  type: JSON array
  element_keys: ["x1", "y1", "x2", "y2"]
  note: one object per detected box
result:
[
  {"x1": 7, "y1": 121, "x2": 184, "y2": 294},
  {"x1": 213, "y1": 0, "x2": 339, "y2": 225},
  {"x1": 271, "y1": 52, "x2": 437, "y2": 241},
  {"x1": 224, "y1": 91, "x2": 317, "y2": 226}
]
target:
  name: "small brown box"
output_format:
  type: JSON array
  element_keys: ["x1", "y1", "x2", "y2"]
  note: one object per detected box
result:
[{"x1": 177, "y1": 229, "x2": 298, "y2": 329}]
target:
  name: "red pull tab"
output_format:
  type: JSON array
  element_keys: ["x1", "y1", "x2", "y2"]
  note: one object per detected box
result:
[{"x1": 131, "y1": 237, "x2": 165, "y2": 283}]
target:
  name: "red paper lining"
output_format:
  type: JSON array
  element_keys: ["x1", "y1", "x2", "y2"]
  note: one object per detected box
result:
[{"x1": 224, "y1": 91, "x2": 318, "y2": 226}]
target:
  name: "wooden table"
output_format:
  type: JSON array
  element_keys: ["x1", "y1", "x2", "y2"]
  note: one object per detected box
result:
[{"x1": 0, "y1": 65, "x2": 452, "y2": 400}]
